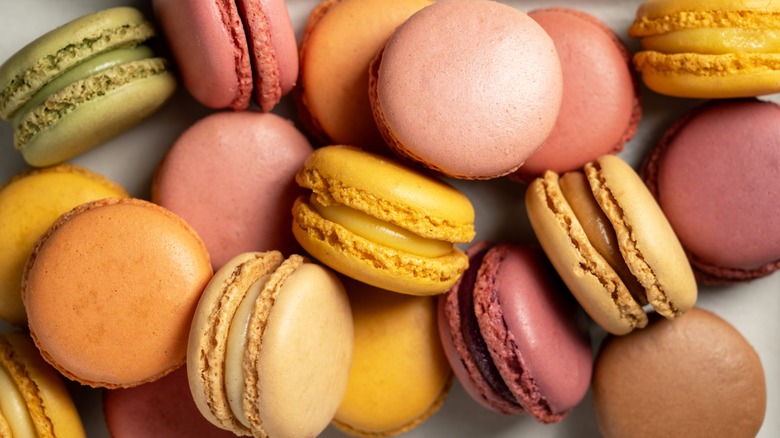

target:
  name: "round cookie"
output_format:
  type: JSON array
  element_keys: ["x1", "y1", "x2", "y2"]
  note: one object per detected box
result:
[
  {"x1": 188, "y1": 252, "x2": 353, "y2": 437},
  {"x1": 296, "y1": 0, "x2": 433, "y2": 152},
  {"x1": 512, "y1": 8, "x2": 641, "y2": 181},
  {"x1": 369, "y1": 0, "x2": 562, "y2": 179},
  {"x1": 333, "y1": 278, "x2": 451, "y2": 436},
  {"x1": 438, "y1": 242, "x2": 592, "y2": 422},
  {"x1": 292, "y1": 145, "x2": 475, "y2": 296},
  {"x1": 525, "y1": 155, "x2": 697, "y2": 335},
  {"x1": 643, "y1": 99, "x2": 780, "y2": 283},
  {"x1": 152, "y1": 0, "x2": 298, "y2": 111},
  {"x1": 152, "y1": 112, "x2": 312, "y2": 268},
  {"x1": 0, "y1": 164, "x2": 127, "y2": 326},
  {"x1": 593, "y1": 307, "x2": 766, "y2": 438},
  {"x1": 104, "y1": 367, "x2": 235, "y2": 438},
  {"x1": 22, "y1": 198, "x2": 213, "y2": 388}
]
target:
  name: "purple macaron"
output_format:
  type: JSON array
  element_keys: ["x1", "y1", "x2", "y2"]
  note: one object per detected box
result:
[{"x1": 438, "y1": 241, "x2": 592, "y2": 423}]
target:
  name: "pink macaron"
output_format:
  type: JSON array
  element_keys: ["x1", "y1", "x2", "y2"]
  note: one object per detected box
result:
[
  {"x1": 104, "y1": 367, "x2": 236, "y2": 438},
  {"x1": 511, "y1": 8, "x2": 641, "y2": 182},
  {"x1": 152, "y1": 0, "x2": 298, "y2": 111},
  {"x1": 438, "y1": 241, "x2": 592, "y2": 422},
  {"x1": 369, "y1": 0, "x2": 562, "y2": 180},
  {"x1": 643, "y1": 99, "x2": 780, "y2": 284},
  {"x1": 152, "y1": 112, "x2": 312, "y2": 269}
]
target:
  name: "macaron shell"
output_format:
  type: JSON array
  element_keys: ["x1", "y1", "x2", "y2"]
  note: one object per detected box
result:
[
  {"x1": 187, "y1": 251, "x2": 284, "y2": 435},
  {"x1": 0, "y1": 6, "x2": 154, "y2": 119},
  {"x1": 0, "y1": 164, "x2": 127, "y2": 326},
  {"x1": 592, "y1": 308, "x2": 766, "y2": 438},
  {"x1": 474, "y1": 245, "x2": 592, "y2": 421},
  {"x1": 516, "y1": 8, "x2": 639, "y2": 179},
  {"x1": 292, "y1": 196, "x2": 469, "y2": 295},
  {"x1": 18, "y1": 63, "x2": 176, "y2": 166},
  {"x1": 371, "y1": 0, "x2": 562, "y2": 179},
  {"x1": 296, "y1": 0, "x2": 432, "y2": 150},
  {"x1": 0, "y1": 332, "x2": 85, "y2": 438},
  {"x1": 152, "y1": 112, "x2": 312, "y2": 268},
  {"x1": 248, "y1": 262, "x2": 353, "y2": 438},
  {"x1": 152, "y1": 0, "x2": 253, "y2": 110},
  {"x1": 23, "y1": 198, "x2": 213, "y2": 388},
  {"x1": 644, "y1": 99, "x2": 780, "y2": 281},
  {"x1": 525, "y1": 172, "x2": 647, "y2": 335},
  {"x1": 104, "y1": 367, "x2": 236, "y2": 438},
  {"x1": 585, "y1": 155, "x2": 696, "y2": 319},
  {"x1": 632, "y1": 0, "x2": 780, "y2": 22},
  {"x1": 296, "y1": 145, "x2": 475, "y2": 242},
  {"x1": 335, "y1": 279, "x2": 451, "y2": 436}
]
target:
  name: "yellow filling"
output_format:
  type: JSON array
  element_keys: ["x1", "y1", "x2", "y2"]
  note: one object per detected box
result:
[
  {"x1": 642, "y1": 28, "x2": 780, "y2": 54},
  {"x1": 224, "y1": 274, "x2": 270, "y2": 428},
  {"x1": 309, "y1": 195, "x2": 452, "y2": 258},
  {"x1": 0, "y1": 363, "x2": 35, "y2": 438}
]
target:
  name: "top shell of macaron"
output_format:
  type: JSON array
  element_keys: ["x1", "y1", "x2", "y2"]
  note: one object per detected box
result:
[
  {"x1": 630, "y1": 0, "x2": 780, "y2": 36},
  {"x1": 295, "y1": 145, "x2": 475, "y2": 243},
  {"x1": 0, "y1": 7, "x2": 155, "y2": 119}
]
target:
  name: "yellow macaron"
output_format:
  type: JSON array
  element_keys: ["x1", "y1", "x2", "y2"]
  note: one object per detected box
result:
[
  {"x1": 0, "y1": 164, "x2": 127, "y2": 326},
  {"x1": 333, "y1": 278, "x2": 452, "y2": 436},
  {"x1": 292, "y1": 145, "x2": 475, "y2": 296},
  {"x1": 629, "y1": 0, "x2": 780, "y2": 98},
  {"x1": 525, "y1": 155, "x2": 697, "y2": 335},
  {"x1": 0, "y1": 331, "x2": 86, "y2": 437}
]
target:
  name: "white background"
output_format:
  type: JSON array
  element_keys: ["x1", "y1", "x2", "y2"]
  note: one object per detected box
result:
[{"x1": 0, "y1": 1, "x2": 777, "y2": 437}]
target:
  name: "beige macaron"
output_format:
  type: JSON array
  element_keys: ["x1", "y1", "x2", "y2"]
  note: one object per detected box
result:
[
  {"x1": 187, "y1": 251, "x2": 354, "y2": 437},
  {"x1": 525, "y1": 155, "x2": 697, "y2": 335}
]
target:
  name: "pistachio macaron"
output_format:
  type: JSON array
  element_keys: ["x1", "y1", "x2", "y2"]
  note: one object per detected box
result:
[
  {"x1": 292, "y1": 145, "x2": 475, "y2": 296},
  {"x1": 0, "y1": 164, "x2": 127, "y2": 326},
  {"x1": 333, "y1": 278, "x2": 451, "y2": 436},
  {"x1": 525, "y1": 155, "x2": 697, "y2": 335},
  {"x1": 0, "y1": 7, "x2": 176, "y2": 166},
  {"x1": 188, "y1": 251, "x2": 353, "y2": 437},
  {"x1": 0, "y1": 331, "x2": 85, "y2": 438}
]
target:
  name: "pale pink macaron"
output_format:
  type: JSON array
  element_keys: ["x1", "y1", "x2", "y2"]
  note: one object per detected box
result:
[
  {"x1": 511, "y1": 8, "x2": 641, "y2": 182},
  {"x1": 369, "y1": 0, "x2": 562, "y2": 180},
  {"x1": 152, "y1": 112, "x2": 312, "y2": 269},
  {"x1": 152, "y1": 0, "x2": 298, "y2": 111}
]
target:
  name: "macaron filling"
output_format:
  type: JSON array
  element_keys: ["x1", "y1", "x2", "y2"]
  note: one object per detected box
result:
[
  {"x1": 0, "y1": 363, "x2": 34, "y2": 438},
  {"x1": 457, "y1": 247, "x2": 520, "y2": 408},
  {"x1": 309, "y1": 194, "x2": 453, "y2": 258},
  {"x1": 641, "y1": 28, "x2": 780, "y2": 54},
  {"x1": 224, "y1": 273, "x2": 271, "y2": 428}
]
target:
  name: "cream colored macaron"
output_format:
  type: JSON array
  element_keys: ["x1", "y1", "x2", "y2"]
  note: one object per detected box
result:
[
  {"x1": 525, "y1": 155, "x2": 697, "y2": 335},
  {"x1": 187, "y1": 251, "x2": 354, "y2": 437}
]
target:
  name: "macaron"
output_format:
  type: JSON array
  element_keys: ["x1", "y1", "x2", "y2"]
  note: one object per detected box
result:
[
  {"x1": 438, "y1": 242, "x2": 592, "y2": 423},
  {"x1": 152, "y1": 112, "x2": 312, "y2": 269},
  {"x1": 22, "y1": 197, "x2": 213, "y2": 388},
  {"x1": 511, "y1": 8, "x2": 641, "y2": 182},
  {"x1": 333, "y1": 278, "x2": 452, "y2": 436},
  {"x1": 629, "y1": 0, "x2": 780, "y2": 98},
  {"x1": 0, "y1": 331, "x2": 86, "y2": 438},
  {"x1": 0, "y1": 164, "x2": 127, "y2": 326},
  {"x1": 152, "y1": 0, "x2": 298, "y2": 112},
  {"x1": 0, "y1": 7, "x2": 176, "y2": 167},
  {"x1": 292, "y1": 145, "x2": 475, "y2": 296},
  {"x1": 104, "y1": 367, "x2": 235, "y2": 438},
  {"x1": 642, "y1": 99, "x2": 780, "y2": 284},
  {"x1": 188, "y1": 251, "x2": 353, "y2": 437},
  {"x1": 592, "y1": 307, "x2": 766, "y2": 438},
  {"x1": 369, "y1": 0, "x2": 562, "y2": 179},
  {"x1": 296, "y1": 0, "x2": 432, "y2": 152},
  {"x1": 525, "y1": 155, "x2": 697, "y2": 335}
]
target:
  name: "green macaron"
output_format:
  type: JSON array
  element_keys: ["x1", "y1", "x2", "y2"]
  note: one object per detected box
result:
[{"x1": 0, "y1": 7, "x2": 176, "y2": 167}]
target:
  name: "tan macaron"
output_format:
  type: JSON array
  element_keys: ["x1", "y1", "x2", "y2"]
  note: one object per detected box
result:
[
  {"x1": 187, "y1": 251, "x2": 354, "y2": 437},
  {"x1": 525, "y1": 155, "x2": 696, "y2": 335}
]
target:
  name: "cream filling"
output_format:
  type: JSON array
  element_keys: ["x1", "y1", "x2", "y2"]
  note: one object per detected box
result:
[
  {"x1": 225, "y1": 274, "x2": 271, "y2": 428},
  {"x1": 309, "y1": 195, "x2": 452, "y2": 258},
  {"x1": 0, "y1": 363, "x2": 35, "y2": 438},
  {"x1": 13, "y1": 45, "x2": 154, "y2": 126},
  {"x1": 642, "y1": 28, "x2": 780, "y2": 54}
]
